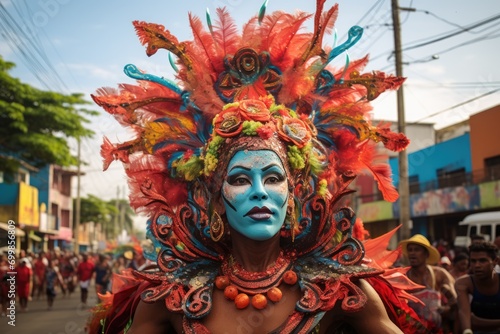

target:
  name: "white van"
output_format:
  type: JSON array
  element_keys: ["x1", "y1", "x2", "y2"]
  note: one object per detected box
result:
[{"x1": 454, "y1": 211, "x2": 500, "y2": 248}]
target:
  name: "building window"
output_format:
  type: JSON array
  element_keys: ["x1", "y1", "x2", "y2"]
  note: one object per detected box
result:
[
  {"x1": 485, "y1": 155, "x2": 500, "y2": 181},
  {"x1": 61, "y1": 209, "x2": 70, "y2": 228},
  {"x1": 16, "y1": 169, "x2": 29, "y2": 184},
  {"x1": 409, "y1": 175, "x2": 420, "y2": 194},
  {"x1": 437, "y1": 167, "x2": 466, "y2": 188}
]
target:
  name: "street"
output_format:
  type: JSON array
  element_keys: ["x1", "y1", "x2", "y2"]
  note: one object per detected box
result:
[{"x1": 0, "y1": 289, "x2": 99, "y2": 334}]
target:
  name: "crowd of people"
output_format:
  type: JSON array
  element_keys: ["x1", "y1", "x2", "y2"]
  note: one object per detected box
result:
[
  {"x1": 398, "y1": 234, "x2": 500, "y2": 333},
  {"x1": 0, "y1": 247, "x2": 148, "y2": 315}
]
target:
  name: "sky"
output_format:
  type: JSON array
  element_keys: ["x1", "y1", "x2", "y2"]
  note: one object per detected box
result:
[{"x1": 1, "y1": 0, "x2": 499, "y2": 225}]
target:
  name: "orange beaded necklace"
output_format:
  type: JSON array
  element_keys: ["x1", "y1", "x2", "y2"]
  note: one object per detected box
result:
[{"x1": 215, "y1": 252, "x2": 298, "y2": 310}]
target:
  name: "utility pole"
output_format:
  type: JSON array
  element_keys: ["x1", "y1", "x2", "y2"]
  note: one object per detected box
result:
[
  {"x1": 73, "y1": 138, "x2": 81, "y2": 254},
  {"x1": 114, "y1": 186, "x2": 120, "y2": 239},
  {"x1": 391, "y1": 0, "x2": 413, "y2": 240},
  {"x1": 120, "y1": 185, "x2": 126, "y2": 234}
]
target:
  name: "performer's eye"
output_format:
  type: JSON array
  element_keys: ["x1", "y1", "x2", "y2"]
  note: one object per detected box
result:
[
  {"x1": 265, "y1": 174, "x2": 285, "y2": 184},
  {"x1": 227, "y1": 175, "x2": 249, "y2": 186}
]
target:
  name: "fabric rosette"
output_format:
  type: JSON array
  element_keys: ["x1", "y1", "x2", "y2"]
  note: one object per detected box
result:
[
  {"x1": 214, "y1": 100, "x2": 272, "y2": 138},
  {"x1": 276, "y1": 117, "x2": 312, "y2": 148},
  {"x1": 238, "y1": 99, "x2": 271, "y2": 122},
  {"x1": 214, "y1": 107, "x2": 244, "y2": 138}
]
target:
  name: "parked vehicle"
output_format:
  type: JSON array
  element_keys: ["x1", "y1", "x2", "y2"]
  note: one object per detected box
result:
[{"x1": 454, "y1": 211, "x2": 500, "y2": 248}]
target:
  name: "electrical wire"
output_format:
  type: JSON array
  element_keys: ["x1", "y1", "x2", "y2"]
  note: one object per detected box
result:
[
  {"x1": 0, "y1": 1, "x2": 69, "y2": 92},
  {"x1": 409, "y1": 88, "x2": 500, "y2": 124},
  {"x1": 403, "y1": 13, "x2": 500, "y2": 51}
]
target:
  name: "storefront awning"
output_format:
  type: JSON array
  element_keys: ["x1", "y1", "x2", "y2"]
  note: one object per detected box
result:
[
  {"x1": 28, "y1": 231, "x2": 42, "y2": 242},
  {"x1": 0, "y1": 222, "x2": 26, "y2": 237},
  {"x1": 49, "y1": 226, "x2": 72, "y2": 241}
]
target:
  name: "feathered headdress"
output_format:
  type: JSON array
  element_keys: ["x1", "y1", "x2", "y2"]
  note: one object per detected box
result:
[
  {"x1": 89, "y1": 2, "x2": 416, "y2": 331},
  {"x1": 94, "y1": 0, "x2": 408, "y2": 273}
]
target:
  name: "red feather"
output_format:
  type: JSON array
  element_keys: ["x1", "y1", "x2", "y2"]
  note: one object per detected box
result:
[
  {"x1": 212, "y1": 7, "x2": 240, "y2": 58},
  {"x1": 359, "y1": 143, "x2": 400, "y2": 202},
  {"x1": 268, "y1": 13, "x2": 311, "y2": 68},
  {"x1": 375, "y1": 122, "x2": 410, "y2": 152},
  {"x1": 101, "y1": 136, "x2": 116, "y2": 171},
  {"x1": 319, "y1": 4, "x2": 339, "y2": 36},
  {"x1": 256, "y1": 11, "x2": 294, "y2": 51},
  {"x1": 352, "y1": 218, "x2": 370, "y2": 241},
  {"x1": 241, "y1": 16, "x2": 260, "y2": 49},
  {"x1": 188, "y1": 13, "x2": 220, "y2": 77}
]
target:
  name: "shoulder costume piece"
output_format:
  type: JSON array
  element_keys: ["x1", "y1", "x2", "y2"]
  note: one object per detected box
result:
[{"x1": 89, "y1": 1, "x2": 429, "y2": 333}]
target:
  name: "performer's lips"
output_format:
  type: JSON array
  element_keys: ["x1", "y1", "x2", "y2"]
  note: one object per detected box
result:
[{"x1": 245, "y1": 206, "x2": 273, "y2": 220}]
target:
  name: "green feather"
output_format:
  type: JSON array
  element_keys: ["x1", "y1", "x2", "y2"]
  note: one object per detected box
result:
[
  {"x1": 258, "y1": 0, "x2": 269, "y2": 25},
  {"x1": 168, "y1": 52, "x2": 179, "y2": 73},
  {"x1": 206, "y1": 8, "x2": 214, "y2": 36}
]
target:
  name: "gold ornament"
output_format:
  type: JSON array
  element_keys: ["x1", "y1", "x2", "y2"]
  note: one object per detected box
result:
[{"x1": 210, "y1": 211, "x2": 224, "y2": 242}]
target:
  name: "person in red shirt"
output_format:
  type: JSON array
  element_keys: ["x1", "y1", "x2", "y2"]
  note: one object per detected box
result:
[
  {"x1": 76, "y1": 253, "x2": 94, "y2": 307},
  {"x1": 0, "y1": 254, "x2": 9, "y2": 316},
  {"x1": 16, "y1": 259, "x2": 31, "y2": 312},
  {"x1": 32, "y1": 253, "x2": 46, "y2": 300}
]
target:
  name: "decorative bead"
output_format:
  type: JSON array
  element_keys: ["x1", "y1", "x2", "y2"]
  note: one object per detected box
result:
[
  {"x1": 235, "y1": 293, "x2": 250, "y2": 309},
  {"x1": 215, "y1": 276, "x2": 230, "y2": 290},
  {"x1": 266, "y1": 287, "x2": 283, "y2": 302},
  {"x1": 224, "y1": 285, "x2": 238, "y2": 300},
  {"x1": 283, "y1": 270, "x2": 298, "y2": 285},
  {"x1": 251, "y1": 293, "x2": 268, "y2": 309}
]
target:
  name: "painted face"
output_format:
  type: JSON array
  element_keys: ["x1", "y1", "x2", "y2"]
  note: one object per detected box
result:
[{"x1": 222, "y1": 150, "x2": 288, "y2": 241}]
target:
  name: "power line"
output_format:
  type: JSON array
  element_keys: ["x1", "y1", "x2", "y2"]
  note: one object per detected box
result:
[
  {"x1": 0, "y1": 2, "x2": 69, "y2": 92},
  {"x1": 408, "y1": 82, "x2": 500, "y2": 89},
  {"x1": 409, "y1": 88, "x2": 500, "y2": 124},
  {"x1": 415, "y1": 9, "x2": 469, "y2": 30},
  {"x1": 403, "y1": 13, "x2": 500, "y2": 51}
]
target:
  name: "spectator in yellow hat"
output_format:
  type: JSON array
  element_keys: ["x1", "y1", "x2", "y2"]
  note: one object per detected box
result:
[{"x1": 399, "y1": 234, "x2": 457, "y2": 333}]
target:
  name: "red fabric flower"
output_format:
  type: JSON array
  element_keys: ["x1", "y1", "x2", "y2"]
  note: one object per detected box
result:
[
  {"x1": 276, "y1": 117, "x2": 312, "y2": 148},
  {"x1": 238, "y1": 100, "x2": 270, "y2": 122},
  {"x1": 214, "y1": 108, "x2": 243, "y2": 138}
]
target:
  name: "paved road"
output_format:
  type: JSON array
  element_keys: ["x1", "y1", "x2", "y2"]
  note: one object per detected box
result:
[{"x1": 0, "y1": 289, "x2": 99, "y2": 334}]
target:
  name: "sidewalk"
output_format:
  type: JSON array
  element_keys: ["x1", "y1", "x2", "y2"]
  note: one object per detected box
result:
[{"x1": 0, "y1": 286, "x2": 99, "y2": 334}]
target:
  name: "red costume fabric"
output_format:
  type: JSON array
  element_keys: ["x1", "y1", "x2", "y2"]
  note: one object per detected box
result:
[
  {"x1": 33, "y1": 259, "x2": 46, "y2": 280},
  {"x1": 16, "y1": 265, "x2": 31, "y2": 298},
  {"x1": 77, "y1": 261, "x2": 95, "y2": 282}
]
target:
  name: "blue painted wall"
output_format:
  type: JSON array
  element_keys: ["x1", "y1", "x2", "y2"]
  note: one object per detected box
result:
[
  {"x1": 30, "y1": 165, "x2": 50, "y2": 207},
  {"x1": 390, "y1": 133, "x2": 471, "y2": 184},
  {"x1": 0, "y1": 183, "x2": 19, "y2": 205}
]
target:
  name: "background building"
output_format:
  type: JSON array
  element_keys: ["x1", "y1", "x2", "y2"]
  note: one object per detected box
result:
[{"x1": 355, "y1": 104, "x2": 500, "y2": 247}]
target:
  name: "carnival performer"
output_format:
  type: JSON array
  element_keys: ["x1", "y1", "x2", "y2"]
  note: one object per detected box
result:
[{"x1": 88, "y1": 1, "x2": 428, "y2": 333}]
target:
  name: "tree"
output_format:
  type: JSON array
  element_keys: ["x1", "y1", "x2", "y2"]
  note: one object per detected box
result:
[
  {"x1": 78, "y1": 195, "x2": 135, "y2": 239},
  {"x1": 0, "y1": 56, "x2": 97, "y2": 174},
  {"x1": 114, "y1": 198, "x2": 135, "y2": 235}
]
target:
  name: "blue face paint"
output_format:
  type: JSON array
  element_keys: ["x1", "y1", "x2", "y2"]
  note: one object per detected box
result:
[{"x1": 222, "y1": 150, "x2": 288, "y2": 241}]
